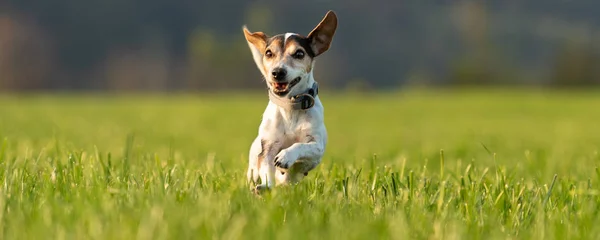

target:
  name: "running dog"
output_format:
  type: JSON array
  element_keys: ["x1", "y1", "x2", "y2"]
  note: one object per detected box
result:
[{"x1": 243, "y1": 10, "x2": 338, "y2": 192}]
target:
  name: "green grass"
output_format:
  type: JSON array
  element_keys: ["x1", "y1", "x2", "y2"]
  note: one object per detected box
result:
[{"x1": 1, "y1": 89, "x2": 600, "y2": 239}]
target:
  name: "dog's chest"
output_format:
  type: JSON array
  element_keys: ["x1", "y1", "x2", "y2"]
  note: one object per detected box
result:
[{"x1": 276, "y1": 113, "x2": 311, "y2": 147}]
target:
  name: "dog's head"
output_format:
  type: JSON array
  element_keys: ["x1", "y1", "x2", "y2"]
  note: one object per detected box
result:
[{"x1": 243, "y1": 11, "x2": 337, "y2": 96}]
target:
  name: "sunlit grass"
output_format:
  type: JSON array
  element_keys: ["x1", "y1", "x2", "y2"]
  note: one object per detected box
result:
[{"x1": 0, "y1": 89, "x2": 599, "y2": 239}]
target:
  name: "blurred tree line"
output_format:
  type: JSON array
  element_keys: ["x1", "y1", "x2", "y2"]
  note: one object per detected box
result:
[{"x1": 1, "y1": 0, "x2": 599, "y2": 91}]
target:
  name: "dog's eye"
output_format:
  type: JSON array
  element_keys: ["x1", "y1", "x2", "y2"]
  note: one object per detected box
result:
[
  {"x1": 265, "y1": 50, "x2": 273, "y2": 58},
  {"x1": 292, "y1": 50, "x2": 305, "y2": 59}
]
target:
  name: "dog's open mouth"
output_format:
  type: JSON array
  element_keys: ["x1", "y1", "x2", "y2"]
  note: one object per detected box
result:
[{"x1": 271, "y1": 77, "x2": 301, "y2": 96}]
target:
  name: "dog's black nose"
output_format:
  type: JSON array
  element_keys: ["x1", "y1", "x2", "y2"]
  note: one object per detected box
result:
[{"x1": 271, "y1": 68, "x2": 287, "y2": 81}]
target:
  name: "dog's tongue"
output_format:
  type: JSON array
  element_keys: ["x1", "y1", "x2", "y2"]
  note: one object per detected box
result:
[{"x1": 275, "y1": 83, "x2": 287, "y2": 89}]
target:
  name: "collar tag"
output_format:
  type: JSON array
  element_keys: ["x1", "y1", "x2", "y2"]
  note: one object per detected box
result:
[{"x1": 296, "y1": 94, "x2": 315, "y2": 110}]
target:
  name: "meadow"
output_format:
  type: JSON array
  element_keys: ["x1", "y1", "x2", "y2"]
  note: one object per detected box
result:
[{"x1": 0, "y1": 89, "x2": 599, "y2": 239}]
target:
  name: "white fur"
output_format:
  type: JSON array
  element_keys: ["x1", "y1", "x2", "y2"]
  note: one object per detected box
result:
[
  {"x1": 284, "y1": 33, "x2": 296, "y2": 42},
  {"x1": 246, "y1": 70, "x2": 327, "y2": 189},
  {"x1": 243, "y1": 11, "x2": 336, "y2": 192}
]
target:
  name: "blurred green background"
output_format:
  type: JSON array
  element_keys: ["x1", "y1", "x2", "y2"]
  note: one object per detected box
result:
[
  {"x1": 1, "y1": 0, "x2": 599, "y2": 92},
  {"x1": 2, "y1": 3, "x2": 600, "y2": 238}
]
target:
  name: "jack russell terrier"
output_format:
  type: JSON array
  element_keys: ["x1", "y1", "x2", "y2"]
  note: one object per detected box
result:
[{"x1": 243, "y1": 10, "x2": 338, "y2": 192}]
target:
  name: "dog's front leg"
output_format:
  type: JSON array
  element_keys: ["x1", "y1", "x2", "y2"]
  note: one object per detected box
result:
[{"x1": 274, "y1": 138, "x2": 325, "y2": 170}]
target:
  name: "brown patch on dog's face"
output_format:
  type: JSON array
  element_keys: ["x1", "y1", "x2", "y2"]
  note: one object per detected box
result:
[
  {"x1": 262, "y1": 34, "x2": 314, "y2": 75},
  {"x1": 284, "y1": 35, "x2": 315, "y2": 73},
  {"x1": 259, "y1": 34, "x2": 316, "y2": 95},
  {"x1": 262, "y1": 35, "x2": 285, "y2": 75},
  {"x1": 243, "y1": 10, "x2": 337, "y2": 93}
]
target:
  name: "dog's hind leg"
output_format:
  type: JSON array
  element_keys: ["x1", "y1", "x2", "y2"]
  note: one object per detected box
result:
[
  {"x1": 247, "y1": 137, "x2": 262, "y2": 185},
  {"x1": 252, "y1": 139, "x2": 282, "y2": 192}
]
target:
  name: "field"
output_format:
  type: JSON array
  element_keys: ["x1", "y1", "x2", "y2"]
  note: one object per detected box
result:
[{"x1": 1, "y1": 89, "x2": 600, "y2": 239}]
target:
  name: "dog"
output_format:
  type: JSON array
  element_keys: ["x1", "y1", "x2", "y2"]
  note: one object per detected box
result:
[{"x1": 242, "y1": 11, "x2": 338, "y2": 192}]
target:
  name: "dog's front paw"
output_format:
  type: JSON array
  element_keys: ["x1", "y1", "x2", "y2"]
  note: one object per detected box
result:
[{"x1": 274, "y1": 150, "x2": 297, "y2": 169}]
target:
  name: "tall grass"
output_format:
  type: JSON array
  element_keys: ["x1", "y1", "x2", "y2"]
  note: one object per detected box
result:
[{"x1": 0, "y1": 89, "x2": 599, "y2": 239}]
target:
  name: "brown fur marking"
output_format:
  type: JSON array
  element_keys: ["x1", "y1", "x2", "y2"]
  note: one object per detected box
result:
[
  {"x1": 284, "y1": 37, "x2": 314, "y2": 73},
  {"x1": 307, "y1": 11, "x2": 338, "y2": 56},
  {"x1": 257, "y1": 139, "x2": 267, "y2": 169},
  {"x1": 243, "y1": 28, "x2": 267, "y2": 52},
  {"x1": 258, "y1": 139, "x2": 282, "y2": 168}
]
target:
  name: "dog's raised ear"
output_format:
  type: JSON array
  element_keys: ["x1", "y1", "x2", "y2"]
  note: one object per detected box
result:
[
  {"x1": 307, "y1": 11, "x2": 338, "y2": 57},
  {"x1": 243, "y1": 26, "x2": 268, "y2": 76}
]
